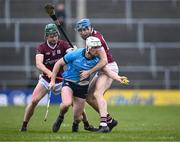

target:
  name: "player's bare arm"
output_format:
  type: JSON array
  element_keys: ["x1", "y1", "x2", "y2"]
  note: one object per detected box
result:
[
  {"x1": 80, "y1": 47, "x2": 107, "y2": 80},
  {"x1": 36, "y1": 54, "x2": 52, "y2": 78},
  {"x1": 102, "y1": 66, "x2": 129, "y2": 85},
  {"x1": 49, "y1": 58, "x2": 66, "y2": 89}
]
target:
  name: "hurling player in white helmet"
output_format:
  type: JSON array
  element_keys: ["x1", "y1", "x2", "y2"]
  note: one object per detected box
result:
[
  {"x1": 75, "y1": 18, "x2": 129, "y2": 132},
  {"x1": 49, "y1": 36, "x2": 103, "y2": 132}
]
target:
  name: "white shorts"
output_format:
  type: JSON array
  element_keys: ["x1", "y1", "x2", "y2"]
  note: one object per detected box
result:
[
  {"x1": 105, "y1": 61, "x2": 119, "y2": 73},
  {"x1": 92, "y1": 61, "x2": 119, "y2": 79},
  {"x1": 88, "y1": 62, "x2": 119, "y2": 90},
  {"x1": 39, "y1": 75, "x2": 62, "y2": 95}
]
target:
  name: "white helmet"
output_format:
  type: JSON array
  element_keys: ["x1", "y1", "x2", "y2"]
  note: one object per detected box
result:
[{"x1": 86, "y1": 36, "x2": 102, "y2": 51}]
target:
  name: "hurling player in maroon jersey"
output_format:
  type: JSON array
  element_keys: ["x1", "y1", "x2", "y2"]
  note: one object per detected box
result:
[
  {"x1": 75, "y1": 19, "x2": 119, "y2": 132},
  {"x1": 19, "y1": 23, "x2": 69, "y2": 132}
]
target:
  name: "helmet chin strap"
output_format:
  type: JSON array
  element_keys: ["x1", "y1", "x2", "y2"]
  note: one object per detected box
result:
[{"x1": 86, "y1": 50, "x2": 95, "y2": 59}]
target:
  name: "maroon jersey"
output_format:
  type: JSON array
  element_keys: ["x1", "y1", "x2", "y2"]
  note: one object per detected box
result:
[
  {"x1": 92, "y1": 30, "x2": 114, "y2": 63},
  {"x1": 36, "y1": 40, "x2": 70, "y2": 82}
]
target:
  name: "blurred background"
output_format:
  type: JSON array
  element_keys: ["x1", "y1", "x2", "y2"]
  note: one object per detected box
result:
[{"x1": 0, "y1": 0, "x2": 180, "y2": 106}]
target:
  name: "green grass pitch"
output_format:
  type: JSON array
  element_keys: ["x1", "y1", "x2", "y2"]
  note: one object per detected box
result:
[{"x1": 0, "y1": 105, "x2": 180, "y2": 141}]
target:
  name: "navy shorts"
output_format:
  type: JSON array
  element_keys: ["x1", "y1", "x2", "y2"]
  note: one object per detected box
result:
[{"x1": 62, "y1": 80, "x2": 88, "y2": 99}]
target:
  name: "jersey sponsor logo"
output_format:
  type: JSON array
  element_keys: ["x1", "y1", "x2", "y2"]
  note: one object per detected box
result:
[
  {"x1": 57, "y1": 50, "x2": 61, "y2": 54},
  {"x1": 45, "y1": 52, "x2": 51, "y2": 55},
  {"x1": 45, "y1": 59, "x2": 58, "y2": 65},
  {"x1": 75, "y1": 59, "x2": 81, "y2": 63}
]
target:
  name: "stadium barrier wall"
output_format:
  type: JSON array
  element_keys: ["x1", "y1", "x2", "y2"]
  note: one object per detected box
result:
[
  {"x1": 0, "y1": 89, "x2": 179, "y2": 106},
  {"x1": 104, "y1": 89, "x2": 180, "y2": 105},
  {"x1": 0, "y1": 89, "x2": 61, "y2": 106}
]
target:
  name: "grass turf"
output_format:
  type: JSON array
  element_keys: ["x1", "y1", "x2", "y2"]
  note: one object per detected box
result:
[{"x1": 0, "y1": 105, "x2": 180, "y2": 141}]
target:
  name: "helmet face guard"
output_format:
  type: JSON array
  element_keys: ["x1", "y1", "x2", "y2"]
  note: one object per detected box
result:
[
  {"x1": 86, "y1": 36, "x2": 102, "y2": 52},
  {"x1": 45, "y1": 23, "x2": 60, "y2": 37},
  {"x1": 75, "y1": 18, "x2": 91, "y2": 31}
]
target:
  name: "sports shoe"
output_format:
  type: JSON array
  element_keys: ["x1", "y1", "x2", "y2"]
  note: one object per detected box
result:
[
  {"x1": 72, "y1": 123, "x2": 79, "y2": 132},
  {"x1": 20, "y1": 126, "x2": 27, "y2": 132},
  {"x1": 52, "y1": 116, "x2": 64, "y2": 133},
  {"x1": 107, "y1": 119, "x2": 118, "y2": 131},
  {"x1": 96, "y1": 126, "x2": 109, "y2": 133},
  {"x1": 84, "y1": 124, "x2": 97, "y2": 132}
]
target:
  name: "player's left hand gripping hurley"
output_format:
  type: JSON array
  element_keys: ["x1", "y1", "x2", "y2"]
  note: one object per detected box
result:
[{"x1": 45, "y1": 4, "x2": 74, "y2": 48}]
